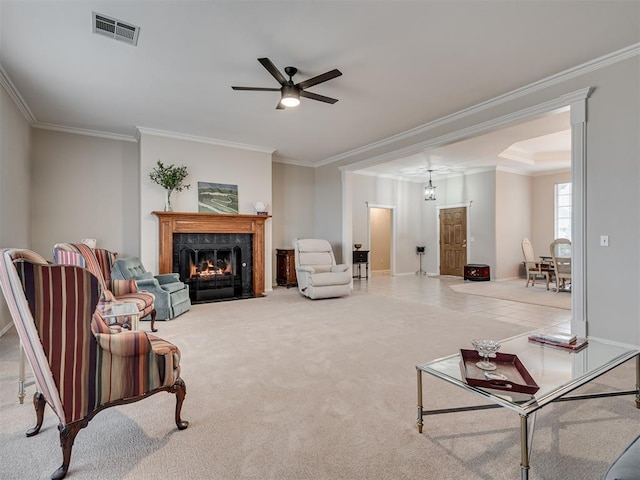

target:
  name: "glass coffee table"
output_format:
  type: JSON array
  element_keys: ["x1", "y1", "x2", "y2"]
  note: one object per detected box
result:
[
  {"x1": 97, "y1": 302, "x2": 141, "y2": 330},
  {"x1": 416, "y1": 330, "x2": 640, "y2": 480}
]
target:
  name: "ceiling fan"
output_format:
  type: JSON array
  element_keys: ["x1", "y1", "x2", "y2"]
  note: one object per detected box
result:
[{"x1": 232, "y1": 58, "x2": 342, "y2": 109}]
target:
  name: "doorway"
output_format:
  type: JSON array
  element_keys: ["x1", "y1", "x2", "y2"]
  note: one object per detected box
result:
[
  {"x1": 366, "y1": 203, "x2": 395, "y2": 276},
  {"x1": 369, "y1": 207, "x2": 392, "y2": 275},
  {"x1": 344, "y1": 88, "x2": 590, "y2": 336},
  {"x1": 439, "y1": 206, "x2": 467, "y2": 276}
]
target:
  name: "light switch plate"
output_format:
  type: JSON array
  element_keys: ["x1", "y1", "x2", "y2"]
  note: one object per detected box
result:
[{"x1": 600, "y1": 235, "x2": 609, "y2": 247}]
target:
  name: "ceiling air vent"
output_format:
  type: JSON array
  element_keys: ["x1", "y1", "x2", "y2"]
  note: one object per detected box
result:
[{"x1": 92, "y1": 12, "x2": 140, "y2": 46}]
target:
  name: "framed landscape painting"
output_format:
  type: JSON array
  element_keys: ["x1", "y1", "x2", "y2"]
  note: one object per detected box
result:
[{"x1": 198, "y1": 182, "x2": 239, "y2": 214}]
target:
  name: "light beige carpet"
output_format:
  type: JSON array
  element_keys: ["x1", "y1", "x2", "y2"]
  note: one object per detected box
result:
[
  {"x1": 450, "y1": 279, "x2": 571, "y2": 310},
  {"x1": 0, "y1": 278, "x2": 633, "y2": 480}
]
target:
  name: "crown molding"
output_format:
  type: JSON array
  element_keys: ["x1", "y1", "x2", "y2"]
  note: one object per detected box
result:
[
  {"x1": 341, "y1": 87, "x2": 591, "y2": 173},
  {"x1": 351, "y1": 165, "x2": 498, "y2": 183},
  {"x1": 0, "y1": 65, "x2": 35, "y2": 124},
  {"x1": 318, "y1": 43, "x2": 639, "y2": 167},
  {"x1": 531, "y1": 167, "x2": 572, "y2": 177},
  {"x1": 495, "y1": 165, "x2": 532, "y2": 176},
  {"x1": 272, "y1": 157, "x2": 314, "y2": 168},
  {"x1": 353, "y1": 169, "x2": 424, "y2": 183},
  {"x1": 33, "y1": 122, "x2": 137, "y2": 142},
  {"x1": 136, "y1": 127, "x2": 275, "y2": 154}
]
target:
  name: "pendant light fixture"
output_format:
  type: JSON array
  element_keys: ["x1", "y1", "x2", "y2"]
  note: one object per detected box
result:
[{"x1": 424, "y1": 170, "x2": 436, "y2": 201}]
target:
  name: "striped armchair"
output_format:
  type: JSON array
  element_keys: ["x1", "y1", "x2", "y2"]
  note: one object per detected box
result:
[
  {"x1": 53, "y1": 243, "x2": 158, "y2": 332},
  {"x1": 0, "y1": 248, "x2": 188, "y2": 480}
]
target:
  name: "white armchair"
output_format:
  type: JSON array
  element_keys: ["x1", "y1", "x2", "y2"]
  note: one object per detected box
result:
[{"x1": 292, "y1": 238, "x2": 352, "y2": 299}]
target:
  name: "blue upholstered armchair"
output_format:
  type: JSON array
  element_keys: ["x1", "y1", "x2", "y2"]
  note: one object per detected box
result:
[{"x1": 112, "y1": 257, "x2": 191, "y2": 321}]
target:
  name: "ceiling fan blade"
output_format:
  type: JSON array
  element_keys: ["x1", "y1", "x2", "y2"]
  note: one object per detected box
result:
[
  {"x1": 297, "y1": 69, "x2": 342, "y2": 90},
  {"x1": 300, "y1": 90, "x2": 339, "y2": 104},
  {"x1": 232, "y1": 86, "x2": 281, "y2": 91},
  {"x1": 258, "y1": 57, "x2": 287, "y2": 86}
]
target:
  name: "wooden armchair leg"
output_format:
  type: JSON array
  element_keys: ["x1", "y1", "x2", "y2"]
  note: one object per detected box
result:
[
  {"x1": 26, "y1": 392, "x2": 46, "y2": 437},
  {"x1": 52, "y1": 420, "x2": 86, "y2": 480},
  {"x1": 172, "y1": 378, "x2": 189, "y2": 430},
  {"x1": 150, "y1": 309, "x2": 158, "y2": 332}
]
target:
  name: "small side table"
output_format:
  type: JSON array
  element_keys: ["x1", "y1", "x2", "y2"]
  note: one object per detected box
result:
[
  {"x1": 276, "y1": 249, "x2": 297, "y2": 287},
  {"x1": 353, "y1": 250, "x2": 369, "y2": 280},
  {"x1": 463, "y1": 264, "x2": 490, "y2": 281},
  {"x1": 97, "y1": 302, "x2": 141, "y2": 330}
]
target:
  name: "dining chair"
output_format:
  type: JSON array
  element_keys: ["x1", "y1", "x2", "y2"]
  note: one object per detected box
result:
[
  {"x1": 550, "y1": 238, "x2": 572, "y2": 293},
  {"x1": 521, "y1": 238, "x2": 549, "y2": 289}
]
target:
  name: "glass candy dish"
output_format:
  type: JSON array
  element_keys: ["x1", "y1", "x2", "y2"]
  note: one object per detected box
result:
[{"x1": 471, "y1": 339, "x2": 501, "y2": 371}]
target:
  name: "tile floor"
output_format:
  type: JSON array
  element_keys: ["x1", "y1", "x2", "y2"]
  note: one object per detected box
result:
[{"x1": 352, "y1": 273, "x2": 571, "y2": 331}]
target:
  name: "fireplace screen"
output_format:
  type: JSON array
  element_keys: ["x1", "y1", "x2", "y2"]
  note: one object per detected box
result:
[
  {"x1": 173, "y1": 232, "x2": 253, "y2": 303},
  {"x1": 178, "y1": 246, "x2": 247, "y2": 303}
]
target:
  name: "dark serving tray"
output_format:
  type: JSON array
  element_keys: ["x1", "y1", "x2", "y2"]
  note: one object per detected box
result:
[{"x1": 459, "y1": 349, "x2": 540, "y2": 394}]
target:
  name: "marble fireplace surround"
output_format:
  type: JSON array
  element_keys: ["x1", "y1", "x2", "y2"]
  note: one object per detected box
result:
[{"x1": 152, "y1": 212, "x2": 270, "y2": 297}]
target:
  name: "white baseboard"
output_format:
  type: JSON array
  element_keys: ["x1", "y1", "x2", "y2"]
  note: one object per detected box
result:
[
  {"x1": 393, "y1": 271, "x2": 439, "y2": 277},
  {"x1": 587, "y1": 335, "x2": 640, "y2": 350},
  {"x1": 0, "y1": 322, "x2": 14, "y2": 338},
  {"x1": 371, "y1": 270, "x2": 390, "y2": 276}
]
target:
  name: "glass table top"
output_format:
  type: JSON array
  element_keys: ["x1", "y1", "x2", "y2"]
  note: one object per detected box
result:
[
  {"x1": 417, "y1": 330, "x2": 639, "y2": 415},
  {"x1": 97, "y1": 302, "x2": 140, "y2": 317}
]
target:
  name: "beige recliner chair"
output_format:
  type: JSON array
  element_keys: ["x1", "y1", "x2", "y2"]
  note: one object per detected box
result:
[{"x1": 293, "y1": 238, "x2": 352, "y2": 299}]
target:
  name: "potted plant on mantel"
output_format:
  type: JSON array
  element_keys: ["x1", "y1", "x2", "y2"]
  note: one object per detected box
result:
[{"x1": 149, "y1": 160, "x2": 191, "y2": 212}]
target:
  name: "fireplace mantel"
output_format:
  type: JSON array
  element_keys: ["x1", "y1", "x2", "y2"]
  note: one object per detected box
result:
[{"x1": 152, "y1": 211, "x2": 271, "y2": 297}]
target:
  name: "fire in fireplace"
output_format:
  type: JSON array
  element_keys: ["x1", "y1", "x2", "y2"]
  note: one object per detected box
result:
[{"x1": 173, "y1": 233, "x2": 253, "y2": 303}]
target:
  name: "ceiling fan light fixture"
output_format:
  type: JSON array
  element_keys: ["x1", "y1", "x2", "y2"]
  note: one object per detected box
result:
[
  {"x1": 281, "y1": 85, "x2": 300, "y2": 107},
  {"x1": 232, "y1": 58, "x2": 341, "y2": 109}
]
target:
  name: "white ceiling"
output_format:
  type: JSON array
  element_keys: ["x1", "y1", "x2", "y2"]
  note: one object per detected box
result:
[
  {"x1": 1, "y1": 1, "x2": 638, "y2": 176},
  {"x1": 357, "y1": 110, "x2": 572, "y2": 182}
]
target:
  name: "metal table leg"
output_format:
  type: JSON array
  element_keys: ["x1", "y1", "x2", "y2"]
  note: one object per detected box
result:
[
  {"x1": 636, "y1": 355, "x2": 640, "y2": 408},
  {"x1": 18, "y1": 343, "x2": 26, "y2": 404},
  {"x1": 520, "y1": 415, "x2": 530, "y2": 480},
  {"x1": 416, "y1": 368, "x2": 423, "y2": 433}
]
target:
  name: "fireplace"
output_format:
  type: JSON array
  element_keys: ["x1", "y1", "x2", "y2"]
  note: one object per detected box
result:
[
  {"x1": 153, "y1": 212, "x2": 270, "y2": 301},
  {"x1": 173, "y1": 233, "x2": 253, "y2": 303}
]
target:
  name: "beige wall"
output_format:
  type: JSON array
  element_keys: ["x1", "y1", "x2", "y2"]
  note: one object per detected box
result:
[
  {"x1": 582, "y1": 57, "x2": 639, "y2": 342},
  {"x1": 138, "y1": 132, "x2": 274, "y2": 289},
  {"x1": 314, "y1": 163, "x2": 344, "y2": 262},
  {"x1": 272, "y1": 162, "x2": 315, "y2": 245},
  {"x1": 531, "y1": 170, "x2": 571, "y2": 258},
  {"x1": 422, "y1": 171, "x2": 496, "y2": 276},
  {"x1": 495, "y1": 170, "x2": 532, "y2": 280},
  {"x1": 351, "y1": 173, "x2": 423, "y2": 274},
  {"x1": 0, "y1": 85, "x2": 31, "y2": 334},
  {"x1": 271, "y1": 162, "x2": 315, "y2": 281},
  {"x1": 30, "y1": 129, "x2": 139, "y2": 259}
]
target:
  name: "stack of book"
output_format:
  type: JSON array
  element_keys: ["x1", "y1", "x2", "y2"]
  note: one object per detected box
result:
[{"x1": 528, "y1": 331, "x2": 588, "y2": 351}]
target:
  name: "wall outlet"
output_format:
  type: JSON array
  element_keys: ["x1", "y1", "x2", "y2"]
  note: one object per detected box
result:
[{"x1": 600, "y1": 235, "x2": 609, "y2": 247}]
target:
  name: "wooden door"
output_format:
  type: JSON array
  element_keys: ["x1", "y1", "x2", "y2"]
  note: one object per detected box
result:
[{"x1": 440, "y1": 207, "x2": 467, "y2": 276}]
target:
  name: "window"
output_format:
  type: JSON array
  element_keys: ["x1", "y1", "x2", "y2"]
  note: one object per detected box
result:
[{"x1": 554, "y1": 182, "x2": 572, "y2": 241}]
